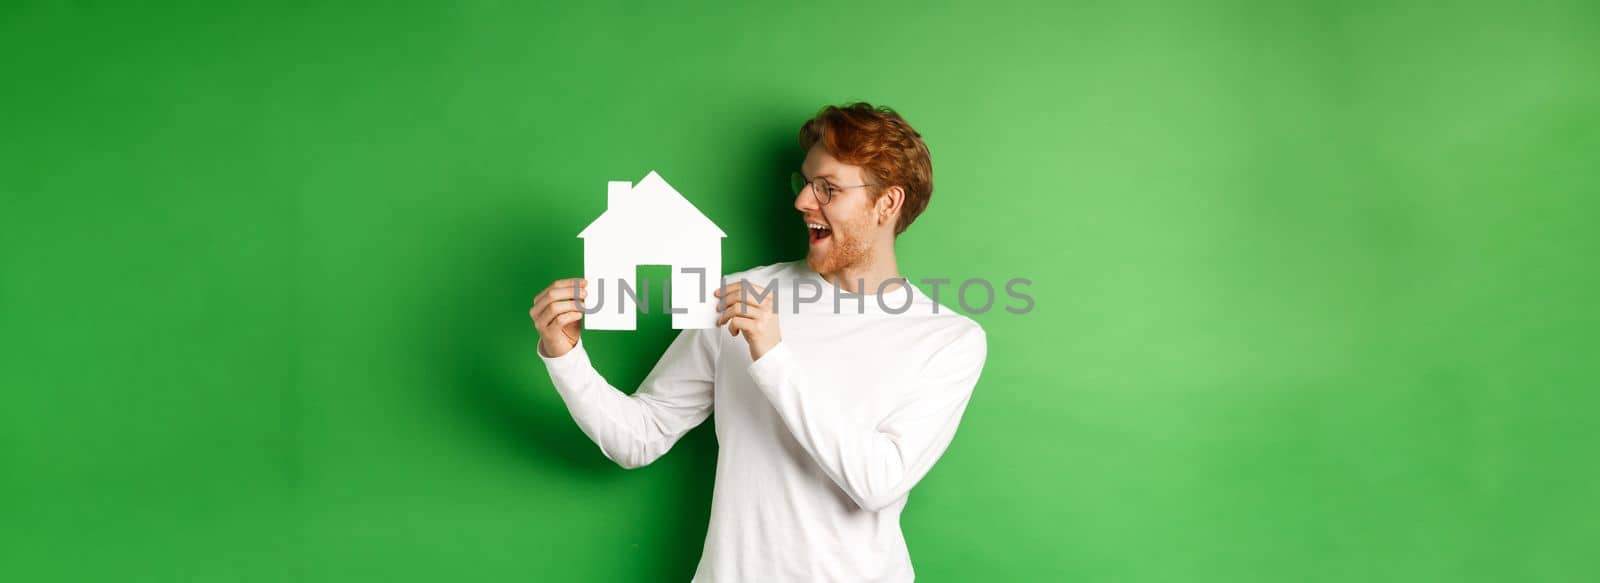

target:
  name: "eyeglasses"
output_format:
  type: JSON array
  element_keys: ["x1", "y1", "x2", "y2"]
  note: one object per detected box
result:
[{"x1": 791, "y1": 171, "x2": 874, "y2": 205}]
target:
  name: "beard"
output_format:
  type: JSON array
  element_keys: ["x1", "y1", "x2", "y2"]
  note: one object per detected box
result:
[{"x1": 806, "y1": 213, "x2": 872, "y2": 277}]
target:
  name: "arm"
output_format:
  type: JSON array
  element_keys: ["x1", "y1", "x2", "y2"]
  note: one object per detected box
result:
[
  {"x1": 538, "y1": 327, "x2": 717, "y2": 470},
  {"x1": 747, "y1": 326, "x2": 987, "y2": 512}
]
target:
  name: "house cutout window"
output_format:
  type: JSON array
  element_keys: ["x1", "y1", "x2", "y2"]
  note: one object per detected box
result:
[{"x1": 579, "y1": 170, "x2": 725, "y2": 330}]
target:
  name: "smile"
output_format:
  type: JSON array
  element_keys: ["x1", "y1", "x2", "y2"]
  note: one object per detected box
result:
[{"x1": 807, "y1": 222, "x2": 832, "y2": 244}]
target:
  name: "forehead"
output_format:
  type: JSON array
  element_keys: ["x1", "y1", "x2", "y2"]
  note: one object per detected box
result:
[{"x1": 801, "y1": 144, "x2": 867, "y2": 182}]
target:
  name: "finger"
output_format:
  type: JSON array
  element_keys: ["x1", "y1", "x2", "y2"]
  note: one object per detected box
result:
[
  {"x1": 723, "y1": 310, "x2": 758, "y2": 327},
  {"x1": 532, "y1": 284, "x2": 558, "y2": 312},
  {"x1": 540, "y1": 296, "x2": 583, "y2": 325},
  {"x1": 542, "y1": 309, "x2": 578, "y2": 335},
  {"x1": 726, "y1": 292, "x2": 772, "y2": 315},
  {"x1": 717, "y1": 286, "x2": 774, "y2": 314},
  {"x1": 546, "y1": 277, "x2": 586, "y2": 300},
  {"x1": 534, "y1": 294, "x2": 580, "y2": 322},
  {"x1": 536, "y1": 278, "x2": 586, "y2": 305},
  {"x1": 726, "y1": 314, "x2": 757, "y2": 337},
  {"x1": 534, "y1": 285, "x2": 587, "y2": 317},
  {"x1": 717, "y1": 307, "x2": 749, "y2": 327},
  {"x1": 537, "y1": 286, "x2": 588, "y2": 318},
  {"x1": 718, "y1": 292, "x2": 769, "y2": 320},
  {"x1": 538, "y1": 299, "x2": 582, "y2": 330},
  {"x1": 722, "y1": 280, "x2": 766, "y2": 293},
  {"x1": 553, "y1": 310, "x2": 582, "y2": 330},
  {"x1": 715, "y1": 280, "x2": 765, "y2": 301}
]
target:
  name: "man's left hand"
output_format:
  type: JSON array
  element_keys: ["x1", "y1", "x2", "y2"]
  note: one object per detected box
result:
[{"x1": 716, "y1": 280, "x2": 781, "y2": 361}]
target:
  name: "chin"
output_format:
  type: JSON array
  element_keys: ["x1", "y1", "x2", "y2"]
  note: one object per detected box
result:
[
  {"x1": 807, "y1": 239, "x2": 866, "y2": 278},
  {"x1": 804, "y1": 250, "x2": 830, "y2": 275},
  {"x1": 805, "y1": 218, "x2": 872, "y2": 276}
]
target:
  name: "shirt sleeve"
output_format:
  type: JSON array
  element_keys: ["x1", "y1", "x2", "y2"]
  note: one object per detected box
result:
[
  {"x1": 538, "y1": 329, "x2": 718, "y2": 469},
  {"x1": 747, "y1": 325, "x2": 988, "y2": 511}
]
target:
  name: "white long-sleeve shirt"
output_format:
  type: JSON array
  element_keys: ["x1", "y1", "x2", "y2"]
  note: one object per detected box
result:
[{"x1": 538, "y1": 260, "x2": 987, "y2": 582}]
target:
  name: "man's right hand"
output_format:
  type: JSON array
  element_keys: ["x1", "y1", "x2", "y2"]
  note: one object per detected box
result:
[{"x1": 531, "y1": 278, "x2": 587, "y2": 358}]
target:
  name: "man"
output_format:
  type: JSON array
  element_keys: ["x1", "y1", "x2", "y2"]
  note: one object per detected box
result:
[{"x1": 529, "y1": 103, "x2": 987, "y2": 582}]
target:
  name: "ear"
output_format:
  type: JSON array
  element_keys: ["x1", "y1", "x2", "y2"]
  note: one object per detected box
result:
[{"x1": 875, "y1": 185, "x2": 905, "y2": 227}]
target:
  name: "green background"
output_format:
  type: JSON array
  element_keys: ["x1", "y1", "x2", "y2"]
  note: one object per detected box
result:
[{"x1": 3, "y1": 1, "x2": 1597, "y2": 581}]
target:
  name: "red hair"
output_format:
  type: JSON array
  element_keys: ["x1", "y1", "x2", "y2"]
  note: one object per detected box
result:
[{"x1": 798, "y1": 102, "x2": 933, "y2": 235}]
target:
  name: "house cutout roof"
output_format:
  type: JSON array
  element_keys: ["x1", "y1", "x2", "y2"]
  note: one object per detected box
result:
[{"x1": 578, "y1": 170, "x2": 726, "y2": 240}]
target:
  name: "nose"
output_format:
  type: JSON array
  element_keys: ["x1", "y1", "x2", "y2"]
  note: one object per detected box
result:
[{"x1": 794, "y1": 183, "x2": 819, "y2": 214}]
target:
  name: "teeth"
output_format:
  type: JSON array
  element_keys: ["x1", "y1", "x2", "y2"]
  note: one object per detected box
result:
[{"x1": 807, "y1": 223, "x2": 830, "y2": 230}]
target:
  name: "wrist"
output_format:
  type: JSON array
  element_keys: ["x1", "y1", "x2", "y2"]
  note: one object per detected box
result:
[
  {"x1": 750, "y1": 335, "x2": 780, "y2": 361},
  {"x1": 539, "y1": 337, "x2": 573, "y2": 359}
]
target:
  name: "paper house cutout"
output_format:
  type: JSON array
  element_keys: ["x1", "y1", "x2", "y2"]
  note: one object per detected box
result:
[{"x1": 579, "y1": 170, "x2": 725, "y2": 330}]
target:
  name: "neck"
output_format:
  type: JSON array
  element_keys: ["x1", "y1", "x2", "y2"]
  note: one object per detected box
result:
[{"x1": 820, "y1": 242, "x2": 903, "y2": 294}]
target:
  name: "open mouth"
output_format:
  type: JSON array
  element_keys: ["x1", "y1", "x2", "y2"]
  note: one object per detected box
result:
[{"x1": 807, "y1": 222, "x2": 832, "y2": 244}]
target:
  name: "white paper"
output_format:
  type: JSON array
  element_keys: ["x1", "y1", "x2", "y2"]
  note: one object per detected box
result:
[{"x1": 578, "y1": 170, "x2": 726, "y2": 330}]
